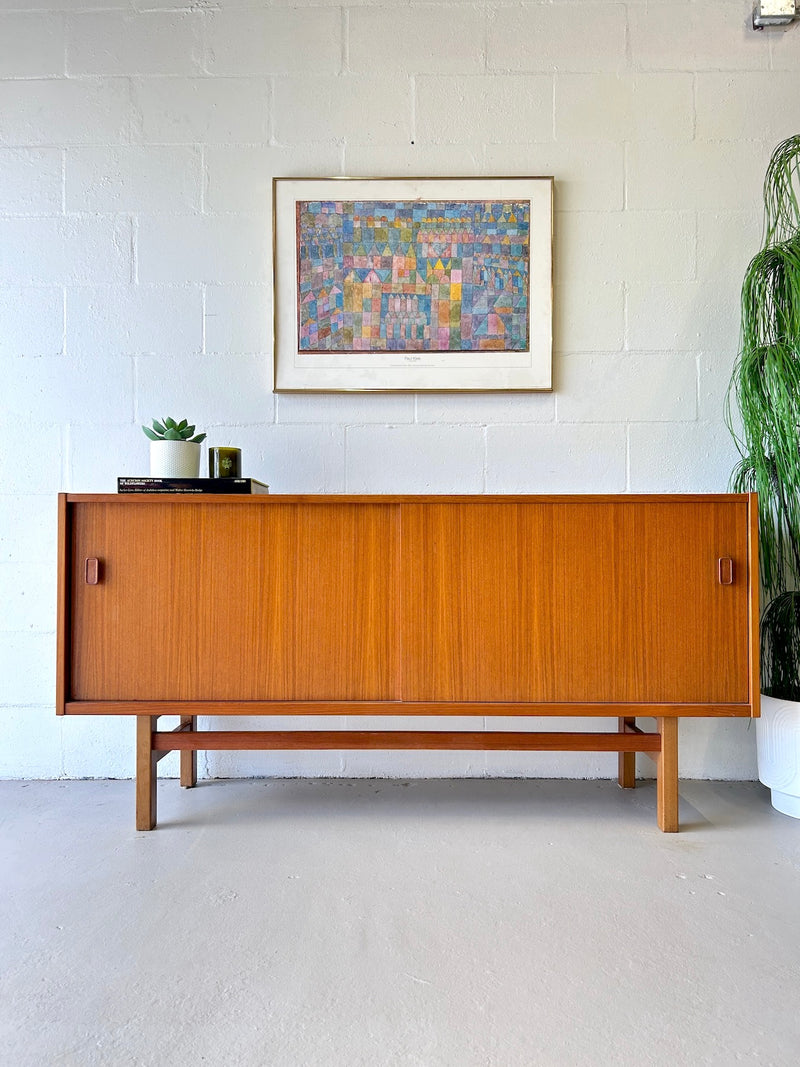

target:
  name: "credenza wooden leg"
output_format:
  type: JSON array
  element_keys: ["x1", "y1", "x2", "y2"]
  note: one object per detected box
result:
[
  {"x1": 179, "y1": 715, "x2": 197, "y2": 788},
  {"x1": 618, "y1": 717, "x2": 636, "y2": 788},
  {"x1": 136, "y1": 715, "x2": 159, "y2": 831},
  {"x1": 656, "y1": 717, "x2": 679, "y2": 833}
]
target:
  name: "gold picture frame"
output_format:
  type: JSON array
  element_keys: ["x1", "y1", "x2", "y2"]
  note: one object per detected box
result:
[{"x1": 272, "y1": 176, "x2": 553, "y2": 393}]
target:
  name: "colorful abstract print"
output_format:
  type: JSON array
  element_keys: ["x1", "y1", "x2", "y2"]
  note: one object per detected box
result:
[{"x1": 297, "y1": 200, "x2": 530, "y2": 353}]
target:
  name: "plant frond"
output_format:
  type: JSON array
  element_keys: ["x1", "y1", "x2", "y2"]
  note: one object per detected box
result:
[
  {"x1": 727, "y1": 135, "x2": 800, "y2": 697},
  {"x1": 762, "y1": 592, "x2": 800, "y2": 700},
  {"x1": 763, "y1": 136, "x2": 800, "y2": 246}
]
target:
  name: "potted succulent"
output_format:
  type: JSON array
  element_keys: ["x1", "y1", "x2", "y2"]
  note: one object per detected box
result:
[
  {"x1": 143, "y1": 417, "x2": 207, "y2": 478},
  {"x1": 727, "y1": 134, "x2": 800, "y2": 817}
]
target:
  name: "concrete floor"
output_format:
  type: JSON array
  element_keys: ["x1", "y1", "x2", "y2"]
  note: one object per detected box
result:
[{"x1": 1, "y1": 778, "x2": 799, "y2": 1067}]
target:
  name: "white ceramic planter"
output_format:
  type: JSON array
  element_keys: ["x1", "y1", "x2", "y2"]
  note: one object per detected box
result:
[
  {"x1": 149, "y1": 440, "x2": 201, "y2": 478},
  {"x1": 757, "y1": 694, "x2": 800, "y2": 818}
]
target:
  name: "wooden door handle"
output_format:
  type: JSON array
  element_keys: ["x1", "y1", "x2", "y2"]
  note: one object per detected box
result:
[
  {"x1": 718, "y1": 557, "x2": 733, "y2": 585},
  {"x1": 85, "y1": 558, "x2": 100, "y2": 585}
]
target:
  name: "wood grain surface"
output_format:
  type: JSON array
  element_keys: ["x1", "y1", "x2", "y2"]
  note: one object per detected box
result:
[
  {"x1": 63, "y1": 495, "x2": 753, "y2": 711},
  {"x1": 69, "y1": 500, "x2": 399, "y2": 701},
  {"x1": 401, "y1": 500, "x2": 750, "y2": 704}
]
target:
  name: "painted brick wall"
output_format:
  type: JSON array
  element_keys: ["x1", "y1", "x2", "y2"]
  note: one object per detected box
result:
[{"x1": 2, "y1": 0, "x2": 795, "y2": 782}]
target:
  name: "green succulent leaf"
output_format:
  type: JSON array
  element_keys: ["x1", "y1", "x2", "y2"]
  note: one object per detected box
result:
[{"x1": 144, "y1": 415, "x2": 204, "y2": 446}]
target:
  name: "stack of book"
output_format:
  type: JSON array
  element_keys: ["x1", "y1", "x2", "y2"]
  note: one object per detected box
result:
[{"x1": 118, "y1": 477, "x2": 269, "y2": 494}]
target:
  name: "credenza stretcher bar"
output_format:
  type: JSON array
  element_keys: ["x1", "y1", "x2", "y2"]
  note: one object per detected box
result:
[{"x1": 56, "y1": 493, "x2": 760, "y2": 832}]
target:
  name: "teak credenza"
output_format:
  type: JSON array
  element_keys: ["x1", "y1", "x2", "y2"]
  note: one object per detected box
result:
[{"x1": 56, "y1": 493, "x2": 760, "y2": 832}]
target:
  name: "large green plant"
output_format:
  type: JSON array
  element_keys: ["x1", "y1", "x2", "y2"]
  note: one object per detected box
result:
[{"x1": 728, "y1": 135, "x2": 800, "y2": 699}]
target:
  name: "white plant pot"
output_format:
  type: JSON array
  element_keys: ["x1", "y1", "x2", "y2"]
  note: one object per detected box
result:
[
  {"x1": 757, "y1": 694, "x2": 800, "y2": 818},
  {"x1": 149, "y1": 440, "x2": 201, "y2": 478}
]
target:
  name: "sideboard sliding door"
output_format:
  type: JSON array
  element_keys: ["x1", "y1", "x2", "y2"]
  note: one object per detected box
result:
[
  {"x1": 69, "y1": 500, "x2": 400, "y2": 702},
  {"x1": 400, "y1": 500, "x2": 750, "y2": 704}
]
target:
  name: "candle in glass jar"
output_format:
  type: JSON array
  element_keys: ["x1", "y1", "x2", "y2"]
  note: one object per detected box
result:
[{"x1": 208, "y1": 447, "x2": 242, "y2": 479}]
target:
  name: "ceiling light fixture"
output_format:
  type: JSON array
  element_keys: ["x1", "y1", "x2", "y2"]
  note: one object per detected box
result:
[{"x1": 752, "y1": 0, "x2": 798, "y2": 29}]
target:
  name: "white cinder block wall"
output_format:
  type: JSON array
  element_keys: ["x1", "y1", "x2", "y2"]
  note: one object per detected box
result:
[{"x1": 3, "y1": 0, "x2": 796, "y2": 783}]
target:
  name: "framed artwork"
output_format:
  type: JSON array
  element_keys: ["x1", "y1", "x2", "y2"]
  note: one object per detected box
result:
[{"x1": 272, "y1": 176, "x2": 553, "y2": 393}]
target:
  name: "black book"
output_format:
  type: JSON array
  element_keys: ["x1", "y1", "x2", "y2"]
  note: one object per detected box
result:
[{"x1": 118, "y1": 477, "x2": 270, "y2": 495}]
